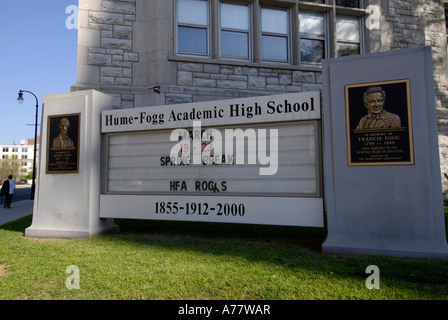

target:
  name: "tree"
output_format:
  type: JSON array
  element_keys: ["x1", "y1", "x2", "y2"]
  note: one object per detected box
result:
[{"x1": 0, "y1": 159, "x2": 22, "y2": 180}]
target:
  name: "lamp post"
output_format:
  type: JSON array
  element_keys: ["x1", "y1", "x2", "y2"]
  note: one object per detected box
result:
[{"x1": 17, "y1": 90, "x2": 38, "y2": 200}]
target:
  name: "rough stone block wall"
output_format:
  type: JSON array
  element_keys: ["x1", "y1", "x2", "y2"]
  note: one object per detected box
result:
[
  {"x1": 383, "y1": 0, "x2": 448, "y2": 198},
  {"x1": 383, "y1": 0, "x2": 447, "y2": 111},
  {"x1": 166, "y1": 62, "x2": 323, "y2": 105},
  {"x1": 84, "y1": 0, "x2": 139, "y2": 108}
]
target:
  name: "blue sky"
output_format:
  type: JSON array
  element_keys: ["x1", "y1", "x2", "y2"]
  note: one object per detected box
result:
[{"x1": 0, "y1": 0, "x2": 78, "y2": 145}]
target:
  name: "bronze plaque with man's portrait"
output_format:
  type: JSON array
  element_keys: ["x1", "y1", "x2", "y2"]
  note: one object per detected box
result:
[
  {"x1": 46, "y1": 113, "x2": 80, "y2": 174},
  {"x1": 345, "y1": 79, "x2": 414, "y2": 166}
]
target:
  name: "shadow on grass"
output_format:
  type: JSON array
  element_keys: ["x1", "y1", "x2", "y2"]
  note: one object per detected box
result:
[
  {"x1": 0, "y1": 212, "x2": 327, "y2": 253},
  {"x1": 114, "y1": 218, "x2": 328, "y2": 252},
  {"x1": 0, "y1": 214, "x2": 32, "y2": 233},
  {"x1": 2, "y1": 211, "x2": 447, "y2": 256},
  {"x1": 112, "y1": 217, "x2": 448, "y2": 299},
  {"x1": 105, "y1": 219, "x2": 448, "y2": 299}
]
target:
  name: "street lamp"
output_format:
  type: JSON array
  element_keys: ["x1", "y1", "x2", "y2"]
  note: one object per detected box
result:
[{"x1": 17, "y1": 90, "x2": 39, "y2": 200}]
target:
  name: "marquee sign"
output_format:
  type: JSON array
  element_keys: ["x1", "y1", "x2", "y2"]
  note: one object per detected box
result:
[
  {"x1": 101, "y1": 92, "x2": 320, "y2": 133},
  {"x1": 100, "y1": 92, "x2": 324, "y2": 227}
]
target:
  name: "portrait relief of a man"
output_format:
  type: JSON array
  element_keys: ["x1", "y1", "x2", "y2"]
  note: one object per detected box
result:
[
  {"x1": 356, "y1": 86, "x2": 401, "y2": 130},
  {"x1": 345, "y1": 79, "x2": 413, "y2": 166},
  {"x1": 52, "y1": 118, "x2": 75, "y2": 149}
]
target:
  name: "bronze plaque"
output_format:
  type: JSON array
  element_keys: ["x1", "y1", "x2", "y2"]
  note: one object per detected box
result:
[
  {"x1": 345, "y1": 80, "x2": 414, "y2": 166},
  {"x1": 46, "y1": 113, "x2": 80, "y2": 174}
]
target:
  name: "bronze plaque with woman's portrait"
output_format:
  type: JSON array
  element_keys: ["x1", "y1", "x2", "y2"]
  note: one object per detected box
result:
[
  {"x1": 345, "y1": 79, "x2": 414, "y2": 166},
  {"x1": 46, "y1": 113, "x2": 80, "y2": 174}
]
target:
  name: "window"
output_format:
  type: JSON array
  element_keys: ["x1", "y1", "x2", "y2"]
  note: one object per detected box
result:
[
  {"x1": 220, "y1": 2, "x2": 251, "y2": 59},
  {"x1": 22, "y1": 148, "x2": 28, "y2": 153},
  {"x1": 2, "y1": 148, "x2": 8, "y2": 152},
  {"x1": 174, "y1": 0, "x2": 365, "y2": 66},
  {"x1": 335, "y1": 0, "x2": 360, "y2": 8},
  {"x1": 300, "y1": 0, "x2": 360, "y2": 7},
  {"x1": 21, "y1": 155, "x2": 28, "y2": 159},
  {"x1": 261, "y1": 7, "x2": 290, "y2": 62},
  {"x1": 301, "y1": 0, "x2": 325, "y2": 3},
  {"x1": 299, "y1": 12, "x2": 326, "y2": 64},
  {"x1": 445, "y1": 6, "x2": 448, "y2": 55},
  {"x1": 177, "y1": 0, "x2": 209, "y2": 56},
  {"x1": 446, "y1": 6, "x2": 448, "y2": 34},
  {"x1": 12, "y1": 148, "x2": 19, "y2": 153},
  {"x1": 336, "y1": 16, "x2": 360, "y2": 57},
  {"x1": 12, "y1": 155, "x2": 18, "y2": 160},
  {"x1": 2, "y1": 155, "x2": 7, "y2": 159}
]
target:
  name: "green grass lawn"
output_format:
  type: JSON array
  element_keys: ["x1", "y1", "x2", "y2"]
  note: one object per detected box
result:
[{"x1": 0, "y1": 212, "x2": 447, "y2": 300}]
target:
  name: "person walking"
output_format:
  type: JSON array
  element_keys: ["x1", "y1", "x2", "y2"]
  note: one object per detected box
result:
[{"x1": 1, "y1": 175, "x2": 16, "y2": 209}]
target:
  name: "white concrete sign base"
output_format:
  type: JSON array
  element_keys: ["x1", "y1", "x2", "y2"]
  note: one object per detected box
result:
[
  {"x1": 322, "y1": 47, "x2": 448, "y2": 260},
  {"x1": 25, "y1": 90, "x2": 119, "y2": 238}
]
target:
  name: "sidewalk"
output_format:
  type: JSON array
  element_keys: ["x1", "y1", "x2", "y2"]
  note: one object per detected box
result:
[{"x1": 0, "y1": 199, "x2": 34, "y2": 226}]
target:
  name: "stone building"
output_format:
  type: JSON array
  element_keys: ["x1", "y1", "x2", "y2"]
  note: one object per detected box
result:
[{"x1": 71, "y1": 0, "x2": 448, "y2": 196}]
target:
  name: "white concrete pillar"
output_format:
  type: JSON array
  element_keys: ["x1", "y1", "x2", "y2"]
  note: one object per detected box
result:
[{"x1": 25, "y1": 90, "x2": 118, "y2": 238}]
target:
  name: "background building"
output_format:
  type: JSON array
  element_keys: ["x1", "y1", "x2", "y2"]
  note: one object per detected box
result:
[
  {"x1": 71, "y1": 0, "x2": 448, "y2": 197},
  {"x1": 0, "y1": 138, "x2": 39, "y2": 181}
]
